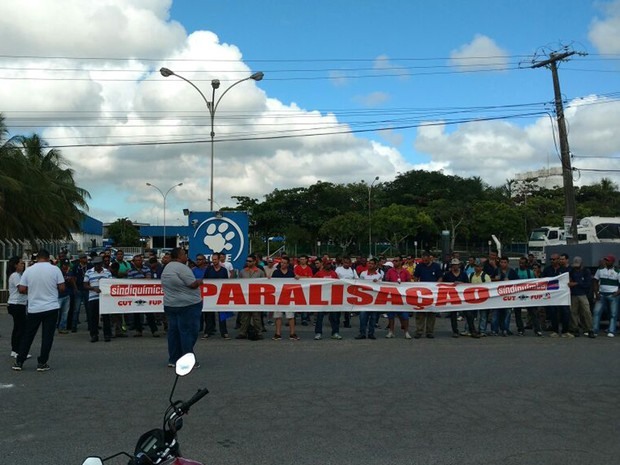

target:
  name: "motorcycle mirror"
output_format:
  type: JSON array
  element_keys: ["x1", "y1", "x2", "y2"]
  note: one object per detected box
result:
[
  {"x1": 82, "y1": 458, "x2": 104, "y2": 465},
  {"x1": 176, "y1": 353, "x2": 196, "y2": 377}
]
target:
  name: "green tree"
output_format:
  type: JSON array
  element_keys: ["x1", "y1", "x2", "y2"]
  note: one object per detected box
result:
[
  {"x1": 319, "y1": 212, "x2": 367, "y2": 255},
  {"x1": 0, "y1": 121, "x2": 90, "y2": 241},
  {"x1": 373, "y1": 204, "x2": 434, "y2": 254},
  {"x1": 107, "y1": 218, "x2": 141, "y2": 246}
]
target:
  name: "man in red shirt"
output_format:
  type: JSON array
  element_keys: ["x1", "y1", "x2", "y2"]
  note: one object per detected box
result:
[
  {"x1": 384, "y1": 256, "x2": 412, "y2": 339},
  {"x1": 313, "y1": 261, "x2": 342, "y2": 340},
  {"x1": 294, "y1": 255, "x2": 314, "y2": 326}
]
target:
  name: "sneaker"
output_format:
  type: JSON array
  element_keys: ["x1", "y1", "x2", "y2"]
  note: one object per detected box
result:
[
  {"x1": 12, "y1": 361, "x2": 23, "y2": 371},
  {"x1": 385, "y1": 331, "x2": 394, "y2": 339},
  {"x1": 36, "y1": 363, "x2": 50, "y2": 372},
  {"x1": 517, "y1": 331, "x2": 524, "y2": 336},
  {"x1": 561, "y1": 332, "x2": 574, "y2": 338},
  {"x1": 272, "y1": 334, "x2": 282, "y2": 341},
  {"x1": 535, "y1": 331, "x2": 543, "y2": 337},
  {"x1": 452, "y1": 332, "x2": 460, "y2": 338},
  {"x1": 368, "y1": 334, "x2": 376, "y2": 340},
  {"x1": 331, "y1": 333, "x2": 343, "y2": 340},
  {"x1": 289, "y1": 334, "x2": 300, "y2": 341},
  {"x1": 10, "y1": 351, "x2": 17, "y2": 358},
  {"x1": 549, "y1": 332, "x2": 559, "y2": 338},
  {"x1": 405, "y1": 332, "x2": 412, "y2": 340},
  {"x1": 607, "y1": 332, "x2": 615, "y2": 338},
  {"x1": 202, "y1": 333, "x2": 210, "y2": 339},
  {"x1": 167, "y1": 363, "x2": 175, "y2": 368},
  {"x1": 588, "y1": 332, "x2": 597, "y2": 339},
  {"x1": 426, "y1": 334, "x2": 435, "y2": 339},
  {"x1": 314, "y1": 333, "x2": 322, "y2": 340},
  {"x1": 221, "y1": 334, "x2": 231, "y2": 340},
  {"x1": 413, "y1": 333, "x2": 422, "y2": 339},
  {"x1": 459, "y1": 331, "x2": 471, "y2": 337},
  {"x1": 354, "y1": 334, "x2": 366, "y2": 340},
  {"x1": 479, "y1": 332, "x2": 487, "y2": 337}
]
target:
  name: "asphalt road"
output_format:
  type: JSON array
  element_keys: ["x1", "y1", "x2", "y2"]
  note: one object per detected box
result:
[{"x1": 1, "y1": 313, "x2": 619, "y2": 465}]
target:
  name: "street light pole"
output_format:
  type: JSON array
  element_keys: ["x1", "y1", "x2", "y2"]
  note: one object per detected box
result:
[
  {"x1": 146, "y1": 182, "x2": 183, "y2": 248},
  {"x1": 367, "y1": 176, "x2": 379, "y2": 259},
  {"x1": 160, "y1": 67, "x2": 264, "y2": 211}
]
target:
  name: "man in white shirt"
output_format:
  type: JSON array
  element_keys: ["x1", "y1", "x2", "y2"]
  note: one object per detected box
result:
[
  {"x1": 335, "y1": 257, "x2": 358, "y2": 328},
  {"x1": 13, "y1": 249, "x2": 65, "y2": 371}
]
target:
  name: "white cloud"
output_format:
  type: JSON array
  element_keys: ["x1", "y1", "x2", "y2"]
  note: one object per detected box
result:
[
  {"x1": 0, "y1": 0, "x2": 411, "y2": 223},
  {"x1": 373, "y1": 54, "x2": 410, "y2": 80},
  {"x1": 449, "y1": 34, "x2": 509, "y2": 71},
  {"x1": 414, "y1": 96, "x2": 620, "y2": 186},
  {"x1": 328, "y1": 70, "x2": 349, "y2": 87},
  {"x1": 353, "y1": 91, "x2": 391, "y2": 107},
  {"x1": 589, "y1": 0, "x2": 620, "y2": 53}
]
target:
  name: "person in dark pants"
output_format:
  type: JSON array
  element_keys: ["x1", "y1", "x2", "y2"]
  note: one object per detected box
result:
[
  {"x1": 127, "y1": 254, "x2": 160, "y2": 337},
  {"x1": 439, "y1": 258, "x2": 480, "y2": 338},
  {"x1": 203, "y1": 252, "x2": 231, "y2": 339},
  {"x1": 6, "y1": 257, "x2": 28, "y2": 358},
  {"x1": 12, "y1": 249, "x2": 65, "y2": 371},
  {"x1": 83, "y1": 256, "x2": 113, "y2": 342}
]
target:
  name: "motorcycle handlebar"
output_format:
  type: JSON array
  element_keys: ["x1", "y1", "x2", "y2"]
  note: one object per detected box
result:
[{"x1": 178, "y1": 388, "x2": 209, "y2": 414}]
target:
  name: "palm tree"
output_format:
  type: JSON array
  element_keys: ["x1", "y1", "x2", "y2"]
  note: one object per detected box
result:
[{"x1": 0, "y1": 115, "x2": 90, "y2": 241}]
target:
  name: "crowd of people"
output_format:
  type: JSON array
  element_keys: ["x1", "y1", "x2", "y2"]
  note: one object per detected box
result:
[{"x1": 5, "y1": 246, "x2": 618, "y2": 370}]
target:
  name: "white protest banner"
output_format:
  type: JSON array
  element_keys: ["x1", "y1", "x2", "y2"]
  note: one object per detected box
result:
[{"x1": 99, "y1": 274, "x2": 570, "y2": 314}]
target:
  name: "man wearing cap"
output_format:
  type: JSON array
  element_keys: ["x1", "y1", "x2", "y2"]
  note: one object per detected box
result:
[
  {"x1": 12, "y1": 249, "x2": 65, "y2": 371},
  {"x1": 83, "y1": 256, "x2": 113, "y2": 342},
  {"x1": 440, "y1": 258, "x2": 478, "y2": 338},
  {"x1": 413, "y1": 252, "x2": 442, "y2": 338},
  {"x1": 568, "y1": 256, "x2": 594, "y2": 337},
  {"x1": 592, "y1": 255, "x2": 619, "y2": 337},
  {"x1": 384, "y1": 256, "x2": 412, "y2": 339}
]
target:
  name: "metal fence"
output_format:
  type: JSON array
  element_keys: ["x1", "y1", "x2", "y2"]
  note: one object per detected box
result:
[{"x1": 0, "y1": 238, "x2": 78, "y2": 261}]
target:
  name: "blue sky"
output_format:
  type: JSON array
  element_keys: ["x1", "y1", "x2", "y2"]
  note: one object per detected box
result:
[{"x1": 0, "y1": 0, "x2": 619, "y2": 224}]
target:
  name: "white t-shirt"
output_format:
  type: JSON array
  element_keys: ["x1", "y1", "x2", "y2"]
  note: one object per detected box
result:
[
  {"x1": 335, "y1": 266, "x2": 358, "y2": 280},
  {"x1": 8, "y1": 272, "x2": 28, "y2": 305},
  {"x1": 19, "y1": 261, "x2": 65, "y2": 313},
  {"x1": 359, "y1": 270, "x2": 384, "y2": 282},
  {"x1": 221, "y1": 261, "x2": 234, "y2": 277}
]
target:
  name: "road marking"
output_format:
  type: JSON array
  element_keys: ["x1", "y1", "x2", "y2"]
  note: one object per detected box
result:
[{"x1": 0, "y1": 383, "x2": 15, "y2": 389}]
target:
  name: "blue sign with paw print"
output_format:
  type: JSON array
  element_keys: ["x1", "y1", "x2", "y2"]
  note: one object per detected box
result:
[{"x1": 187, "y1": 211, "x2": 249, "y2": 272}]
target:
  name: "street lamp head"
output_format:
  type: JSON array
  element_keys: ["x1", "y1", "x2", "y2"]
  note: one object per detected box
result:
[
  {"x1": 250, "y1": 71, "x2": 264, "y2": 81},
  {"x1": 177, "y1": 182, "x2": 184, "y2": 187},
  {"x1": 146, "y1": 182, "x2": 152, "y2": 186},
  {"x1": 160, "y1": 67, "x2": 174, "y2": 77},
  {"x1": 374, "y1": 176, "x2": 380, "y2": 181},
  {"x1": 211, "y1": 79, "x2": 220, "y2": 90}
]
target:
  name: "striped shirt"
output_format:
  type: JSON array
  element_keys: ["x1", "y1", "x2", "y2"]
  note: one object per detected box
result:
[{"x1": 593, "y1": 267, "x2": 619, "y2": 294}]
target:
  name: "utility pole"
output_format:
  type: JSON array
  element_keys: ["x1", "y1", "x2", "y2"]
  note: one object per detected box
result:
[{"x1": 531, "y1": 50, "x2": 582, "y2": 244}]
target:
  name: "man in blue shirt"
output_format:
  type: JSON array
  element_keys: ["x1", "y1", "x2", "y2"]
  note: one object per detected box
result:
[{"x1": 413, "y1": 252, "x2": 442, "y2": 338}]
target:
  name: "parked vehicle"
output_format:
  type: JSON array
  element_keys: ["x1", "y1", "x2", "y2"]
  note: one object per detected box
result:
[
  {"x1": 81, "y1": 353, "x2": 208, "y2": 465},
  {"x1": 528, "y1": 217, "x2": 620, "y2": 263}
]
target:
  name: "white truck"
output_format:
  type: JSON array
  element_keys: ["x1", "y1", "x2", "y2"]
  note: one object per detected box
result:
[{"x1": 528, "y1": 217, "x2": 620, "y2": 264}]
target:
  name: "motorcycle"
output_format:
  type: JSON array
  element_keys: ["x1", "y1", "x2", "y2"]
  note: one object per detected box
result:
[{"x1": 82, "y1": 353, "x2": 209, "y2": 465}]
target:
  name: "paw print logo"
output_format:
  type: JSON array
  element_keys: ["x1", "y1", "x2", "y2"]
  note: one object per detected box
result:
[{"x1": 203, "y1": 222, "x2": 235, "y2": 253}]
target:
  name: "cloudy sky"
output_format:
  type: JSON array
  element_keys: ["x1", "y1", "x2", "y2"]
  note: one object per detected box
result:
[{"x1": 1, "y1": 0, "x2": 619, "y2": 225}]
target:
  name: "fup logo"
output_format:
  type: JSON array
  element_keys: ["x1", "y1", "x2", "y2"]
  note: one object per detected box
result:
[{"x1": 188, "y1": 211, "x2": 249, "y2": 271}]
